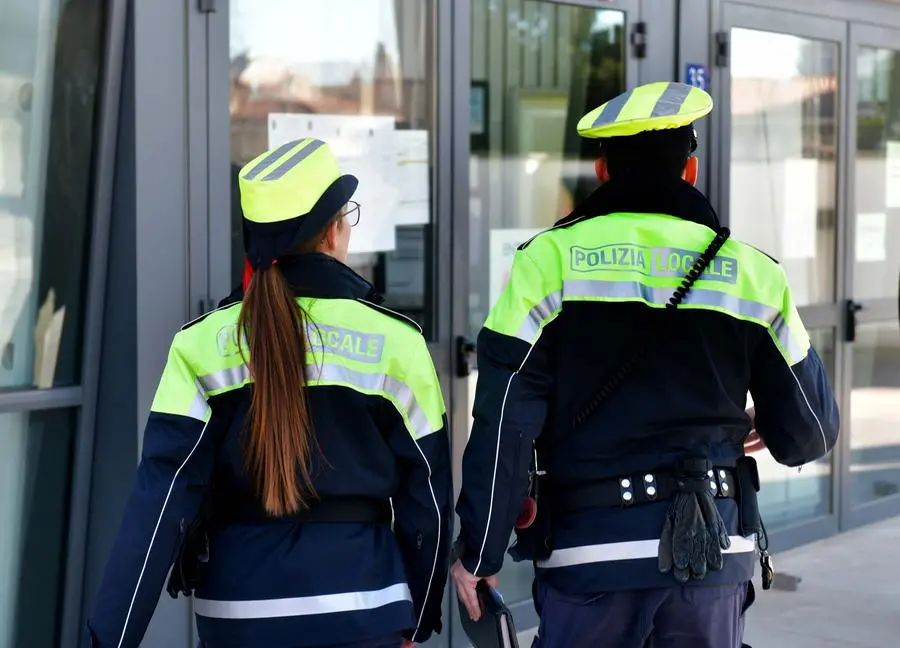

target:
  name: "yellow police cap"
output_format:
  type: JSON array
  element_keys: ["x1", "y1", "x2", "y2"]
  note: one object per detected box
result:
[
  {"x1": 239, "y1": 137, "x2": 352, "y2": 224},
  {"x1": 577, "y1": 82, "x2": 712, "y2": 139},
  {"x1": 238, "y1": 138, "x2": 358, "y2": 268}
]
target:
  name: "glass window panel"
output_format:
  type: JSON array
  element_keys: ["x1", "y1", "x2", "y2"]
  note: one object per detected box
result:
[
  {"x1": 0, "y1": 408, "x2": 76, "y2": 647},
  {"x1": 228, "y1": 0, "x2": 436, "y2": 334},
  {"x1": 729, "y1": 29, "x2": 838, "y2": 306},
  {"x1": 850, "y1": 321, "x2": 900, "y2": 506},
  {"x1": 853, "y1": 46, "x2": 900, "y2": 300},
  {"x1": 0, "y1": 0, "x2": 105, "y2": 388},
  {"x1": 748, "y1": 329, "x2": 835, "y2": 529},
  {"x1": 465, "y1": 0, "x2": 627, "y2": 613}
]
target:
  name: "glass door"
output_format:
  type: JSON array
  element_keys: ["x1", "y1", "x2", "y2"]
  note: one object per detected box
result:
[
  {"x1": 717, "y1": 4, "x2": 846, "y2": 546},
  {"x1": 460, "y1": 0, "x2": 637, "y2": 641},
  {"x1": 844, "y1": 23, "x2": 900, "y2": 528},
  {"x1": 221, "y1": 0, "x2": 442, "y2": 338}
]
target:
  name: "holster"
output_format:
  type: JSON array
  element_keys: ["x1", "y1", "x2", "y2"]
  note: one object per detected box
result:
[{"x1": 735, "y1": 455, "x2": 762, "y2": 536}]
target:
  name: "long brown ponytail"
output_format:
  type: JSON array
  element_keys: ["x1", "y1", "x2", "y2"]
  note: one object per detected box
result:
[{"x1": 238, "y1": 263, "x2": 317, "y2": 516}]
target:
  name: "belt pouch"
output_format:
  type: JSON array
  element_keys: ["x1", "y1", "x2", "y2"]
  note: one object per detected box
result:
[{"x1": 735, "y1": 455, "x2": 761, "y2": 536}]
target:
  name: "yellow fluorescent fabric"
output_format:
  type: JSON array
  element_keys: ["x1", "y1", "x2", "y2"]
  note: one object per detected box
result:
[
  {"x1": 239, "y1": 138, "x2": 341, "y2": 224},
  {"x1": 577, "y1": 82, "x2": 713, "y2": 139},
  {"x1": 150, "y1": 299, "x2": 446, "y2": 438},
  {"x1": 485, "y1": 245, "x2": 563, "y2": 346},
  {"x1": 150, "y1": 341, "x2": 211, "y2": 423},
  {"x1": 483, "y1": 213, "x2": 810, "y2": 367}
]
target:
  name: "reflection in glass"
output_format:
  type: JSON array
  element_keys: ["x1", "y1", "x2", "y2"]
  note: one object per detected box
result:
[
  {"x1": 851, "y1": 322, "x2": 900, "y2": 506},
  {"x1": 751, "y1": 329, "x2": 835, "y2": 530},
  {"x1": 0, "y1": 408, "x2": 76, "y2": 647},
  {"x1": 729, "y1": 29, "x2": 838, "y2": 306},
  {"x1": 0, "y1": 1, "x2": 104, "y2": 388},
  {"x1": 469, "y1": 0, "x2": 626, "y2": 334},
  {"x1": 464, "y1": 0, "x2": 626, "y2": 617},
  {"x1": 229, "y1": 0, "x2": 435, "y2": 332},
  {"x1": 854, "y1": 47, "x2": 900, "y2": 300}
]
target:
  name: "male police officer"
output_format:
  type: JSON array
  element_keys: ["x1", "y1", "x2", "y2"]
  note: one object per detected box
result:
[{"x1": 451, "y1": 82, "x2": 840, "y2": 648}]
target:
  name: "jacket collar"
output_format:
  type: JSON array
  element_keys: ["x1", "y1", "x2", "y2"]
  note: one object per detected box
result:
[
  {"x1": 559, "y1": 178, "x2": 721, "y2": 230},
  {"x1": 218, "y1": 253, "x2": 383, "y2": 307},
  {"x1": 278, "y1": 253, "x2": 383, "y2": 302}
]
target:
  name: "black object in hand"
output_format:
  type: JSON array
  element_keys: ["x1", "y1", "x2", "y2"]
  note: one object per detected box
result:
[{"x1": 458, "y1": 580, "x2": 519, "y2": 648}]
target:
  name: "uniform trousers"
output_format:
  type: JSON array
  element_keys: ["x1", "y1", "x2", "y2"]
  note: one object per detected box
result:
[
  {"x1": 532, "y1": 579, "x2": 753, "y2": 648},
  {"x1": 198, "y1": 632, "x2": 404, "y2": 648}
]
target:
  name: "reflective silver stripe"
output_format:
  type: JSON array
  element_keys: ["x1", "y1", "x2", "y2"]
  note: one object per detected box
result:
[
  {"x1": 195, "y1": 362, "x2": 437, "y2": 439},
  {"x1": 771, "y1": 315, "x2": 807, "y2": 365},
  {"x1": 242, "y1": 140, "x2": 301, "y2": 180},
  {"x1": 592, "y1": 88, "x2": 634, "y2": 127},
  {"x1": 511, "y1": 280, "x2": 806, "y2": 362},
  {"x1": 193, "y1": 582, "x2": 412, "y2": 620},
  {"x1": 563, "y1": 279, "x2": 778, "y2": 324},
  {"x1": 262, "y1": 139, "x2": 325, "y2": 181},
  {"x1": 514, "y1": 290, "x2": 563, "y2": 342},
  {"x1": 536, "y1": 535, "x2": 757, "y2": 569},
  {"x1": 198, "y1": 365, "x2": 249, "y2": 394},
  {"x1": 563, "y1": 278, "x2": 812, "y2": 363},
  {"x1": 651, "y1": 82, "x2": 692, "y2": 118},
  {"x1": 312, "y1": 363, "x2": 437, "y2": 439},
  {"x1": 187, "y1": 381, "x2": 211, "y2": 421}
]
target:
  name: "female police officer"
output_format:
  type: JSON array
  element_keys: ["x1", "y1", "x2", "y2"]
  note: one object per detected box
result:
[{"x1": 87, "y1": 138, "x2": 451, "y2": 648}]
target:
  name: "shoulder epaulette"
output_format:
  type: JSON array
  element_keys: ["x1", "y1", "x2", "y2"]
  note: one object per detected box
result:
[
  {"x1": 743, "y1": 242, "x2": 781, "y2": 265},
  {"x1": 180, "y1": 301, "x2": 240, "y2": 331},
  {"x1": 356, "y1": 299, "x2": 423, "y2": 334},
  {"x1": 518, "y1": 213, "x2": 596, "y2": 251},
  {"x1": 217, "y1": 286, "x2": 244, "y2": 308}
]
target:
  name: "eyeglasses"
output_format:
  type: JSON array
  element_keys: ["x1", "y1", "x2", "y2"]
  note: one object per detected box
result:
[{"x1": 345, "y1": 201, "x2": 361, "y2": 227}]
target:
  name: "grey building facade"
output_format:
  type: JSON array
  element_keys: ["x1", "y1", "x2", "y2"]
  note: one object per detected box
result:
[{"x1": 2, "y1": 0, "x2": 900, "y2": 646}]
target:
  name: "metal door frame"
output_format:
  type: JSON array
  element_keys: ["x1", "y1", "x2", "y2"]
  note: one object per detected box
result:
[
  {"x1": 840, "y1": 20, "x2": 900, "y2": 530},
  {"x1": 713, "y1": 2, "x2": 849, "y2": 550}
]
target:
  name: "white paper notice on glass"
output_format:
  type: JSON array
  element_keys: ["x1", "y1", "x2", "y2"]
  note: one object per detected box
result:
[
  {"x1": 885, "y1": 142, "x2": 900, "y2": 208},
  {"x1": 394, "y1": 130, "x2": 430, "y2": 225},
  {"x1": 781, "y1": 158, "x2": 818, "y2": 260},
  {"x1": 489, "y1": 228, "x2": 543, "y2": 305},
  {"x1": 856, "y1": 212, "x2": 887, "y2": 262},
  {"x1": 266, "y1": 113, "x2": 399, "y2": 254}
]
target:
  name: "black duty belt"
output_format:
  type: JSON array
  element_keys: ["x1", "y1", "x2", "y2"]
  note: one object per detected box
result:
[
  {"x1": 213, "y1": 495, "x2": 393, "y2": 526},
  {"x1": 549, "y1": 467, "x2": 737, "y2": 516}
]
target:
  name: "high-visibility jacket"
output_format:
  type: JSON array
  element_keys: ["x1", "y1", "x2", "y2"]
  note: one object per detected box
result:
[
  {"x1": 88, "y1": 253, "x2": 451, "y2": 647},
  {"x1": 455, "y1": 178, "x2": 840, "y2": 594}
]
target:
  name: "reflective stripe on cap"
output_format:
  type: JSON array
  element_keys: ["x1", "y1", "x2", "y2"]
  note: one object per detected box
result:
[
  {"x1": 577, "y1": 82, "x2": 713, "y2": 139},
  {"x1": 239, "y1": 138, "x2": 344, "y2": 224}
]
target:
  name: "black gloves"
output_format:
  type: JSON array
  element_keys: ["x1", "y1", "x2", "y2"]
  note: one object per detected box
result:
[{"x1": 658, "y1": 463, "x2": 731, "y2": 583}]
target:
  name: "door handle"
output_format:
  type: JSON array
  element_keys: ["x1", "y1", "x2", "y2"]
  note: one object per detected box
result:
[
  {"x1": 456, "y1": 336, "x2": 477, "y2": 378},
  {"x1": 844, "y1": 299, "x2": 864, "y2": 342}
]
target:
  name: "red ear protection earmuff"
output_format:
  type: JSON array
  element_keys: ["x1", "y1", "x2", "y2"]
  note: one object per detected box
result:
[
  {"x1": 242, "y1": 258, "x2": 254, "y2": 292},
  {"x1": 594, "y1": 158, "x2": 610, "y2": 183}
]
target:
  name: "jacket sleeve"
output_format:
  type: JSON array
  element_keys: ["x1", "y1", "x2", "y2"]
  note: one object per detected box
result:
[
  {"x1": 384, "y1": 336, "x2": 452, "y2": 644},
  {"x1": 749, "y1": 281, "x2": 840, "y2": 467},
  {"x1": 87, "y1": 337, "x2": 220, "y2": 647},
  {"x1": 455, "y1": 246, "x2": 558, "y2": 577}
]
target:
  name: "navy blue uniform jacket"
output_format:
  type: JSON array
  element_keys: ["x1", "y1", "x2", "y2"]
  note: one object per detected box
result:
[
  {"x1": 87, "y1": 255, "x2": 451, "y2": 647},
  {"x1": 455, "y1": 179, "x2": 840, "y2": 594}
]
